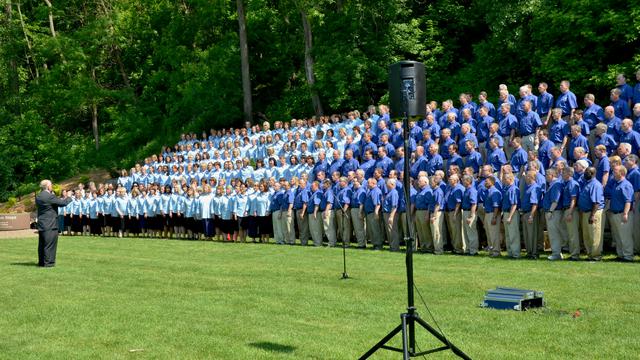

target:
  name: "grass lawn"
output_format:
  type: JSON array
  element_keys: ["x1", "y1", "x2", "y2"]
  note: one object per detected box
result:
[{"x1": 1, "y1": 236, "x2": 640, "y2": 359}]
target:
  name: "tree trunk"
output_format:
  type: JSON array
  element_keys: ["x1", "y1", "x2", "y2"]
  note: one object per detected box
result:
[
  {"x1": 4, "y1": 1, "x2": 19, "y2": 97},
  {"x1": 300, "y1": 9, "x2": 323, "y2": 117},
  {"x1": 17, "y1": 1, "x2": 39, "y2": 78},
  {"x1": 43, "y1": 0, "x2": 56, "y2": 37},
  {"x1": 91, "y1": 67, "x2": 100, "y2": 150},
  {"x1": 236, "y1": 0, "x2": 252, "y2": 124}
]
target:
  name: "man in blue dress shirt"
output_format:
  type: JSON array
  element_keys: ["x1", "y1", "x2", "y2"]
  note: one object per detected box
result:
[
  {"x1": 578, "y1": 167, "x2": 605, "y2": 260},
  {"x1": 537, "y1": 82, "x2": 554, "y2": 123},
  {"x1": 556, "y1": 80, "x2": 578, "y2": 120},
  {"x1": 414, "y1": 176, "x2": 433, "y2": 252},
  {"x1": 483, "y1": 176, "x2": 502, "y2": 257},
  {"x1": 616, "y1": 74, "x2": 634, "y2": 107},
  {"x1": 567, "y1": 125, "x2": 590, "y2": 164},
  {"x1": 518, "y1": 100, "x2": 542, "y2": 152},
  {"x1": 560, "y1": 167, "x2": 581, "y2": 260},
  {"x1": 521, "y1": 171, "x2": 541, "y2": 259},
  {"x1": 509, "y1": 137, "x2": 528, "y2": 176},
  {"x1": 583, "y1": 93, "x2": 605, "y2": 146},
  {"x1": 618, "y1": 119, "x2": 640, "y2": 155},
  {"x1": 350, "y1": 179, "x2": 367, "y2": 248},
  {"x1": 623, "y1": 155, "x2": 640, "y2": 254},
  {"x1": 444, "y1": 174, "x2": 464, "y2": 254},
  {"x1": 609, "y1": 165, "x2": 635, "y2": 261},
  {"x1": 501, "y1": 173, "x2": 520, "y2": 258},
  {"x1": 498, "y1": 103, "x2": 518, "y2": 158},
  {"x1": 543, "y1": 168, "x2": 566, "y2": 260},
  {"x1": 610, "y1": 88, "x2": 632, "y2": 119},
  {"x1": 461, "y1": 174, "x2": 479, "y2": 255},
  {"x1": 364, "y1": 178, "x2": 384, "y2": 250},
  {"x1": 633, "y1": 71, "x2": 640, "y2": 106}
]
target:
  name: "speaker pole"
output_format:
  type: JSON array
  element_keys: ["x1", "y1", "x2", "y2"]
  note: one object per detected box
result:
[{"x1": 359, "y1": 61, "x2": 470, "y2": 360}]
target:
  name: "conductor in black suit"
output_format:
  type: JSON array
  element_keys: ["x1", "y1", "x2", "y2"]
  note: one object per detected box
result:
[{"x1": 36, "y1": 180, "x2": 71, "y2": 267}]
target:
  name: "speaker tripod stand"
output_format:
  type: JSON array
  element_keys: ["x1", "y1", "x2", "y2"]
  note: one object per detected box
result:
[{"x1": 359, "y1": 88, "x2": 470, "y2": 359}]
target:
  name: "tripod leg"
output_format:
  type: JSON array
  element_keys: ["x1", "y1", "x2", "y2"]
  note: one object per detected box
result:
[
  {"x1": 401, "y1": 314, "x2": 410, "y2": 360},
  {"x1": 414, "y1": 316, "x2": 472, "y2": 360},
  {"x1": 358, "y1": 324, "x2": 403, "y2": 360}
]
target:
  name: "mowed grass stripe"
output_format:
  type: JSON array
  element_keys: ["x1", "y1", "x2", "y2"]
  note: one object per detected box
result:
[{"x1": 1, "y1": 236, "x2": 640, "y2": 359}]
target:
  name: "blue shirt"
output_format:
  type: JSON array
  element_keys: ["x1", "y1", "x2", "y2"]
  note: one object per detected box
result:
[
  {"x1": 488, "y1": 148, "x2": 507, "y2": 172},
  {"x1": 618, "y1": 130, "x2": 640, "y2": 155},
  {"x1": 548, "y1": 119, "x2": 569, "y2": 144},
  {"x1": 498, "y1": 113, "x2": 517, "y2": 137},
  {"x1": 320, "y1": 188, "x2": 334, "y2": 211},
  {"x1": 556, "y1": 90, "x2": 578, "y2": 116},
  {"x1": 518, "y1": 111, "x2": 542, "y2": 136},
  {"x1": 583, "y1": 104, "x2": 604, "y2": 129},
  {"x1": 483, "y1": 186, "x2": 502, "y2": 211},
  {"x1": 604, "y1": 116, "x2": 622, "y2": 141},
  {"x1": 537, "y1": 92, "x2": 554, "y2": 116},
  {"x1": 374, "y1": 156, "x2": 393, "y2": 177},
  {"x1": 577, "y1": 179, "x2": 604, "y2": 212},
  {"x1": 444, "y1": 184, "x2": 464, "y2": 211},
  {"x1": 542, "y1": 179, "x2": 563, "y2": 211},
  {"x1": 634, "y1": 83, "x2": 640, "y2": 106},
  {"x1": 461, "y1": 186, "x2": 477, "y2": 210},
  {"x1": 501, "y1": 184, "x2": 520, "y2": 211},
  {"x1": 476, "y1": 116, "x2": 494, "y2": 142},
  {"x1": 293, "y1": 186, "x2": 310, "y2": 210},
  {"x1": 337, "y1": 187, "x2": 352, "y2": 208},
  {"x1": 521, "y1": 183, "x2": 540, "y2": 213},
  {"x1": 510, "y1": 147, "x2": 528, "y2": 173},
  {"x1": 457, "y1": 133, "x2": 478, "y2": 157},
  {"x1": 610, "y1": 179, "x2": 634, "y2": 213},
  {"x1": 308, "y1": 190, "x2": 323, "y2": 213},
  {"x1": 594, "y1": 133, "x2": 618, "y2": 156},
  {"x1": 425, "y1": 154, "x2": 443, "y2": 176},
  {"x1": 611, "y1": 99, "x2": 631, "y2": 119},
  {"x1": 364, "y1": 187, "x2": 383, "y2": 214},
  {"x1": 568, "y1": 134, "x2": 590, "y2": 160},
  {"x1": 341, "y1": 158, "x2": 360, "y2": 176},
  {"x1": 560, "y1": 178, "x2": 579, "y2": 209},
  {"x1": 350, "y1": 187, "x2": 366, "y2": 207},
  {"x1": 439, "y1": 137, "x2": 455, "y2": 160},
  {"x1": 465, "y1": 151, "x2": 483, "y2": 174},
  {"x1": 595, "y1": 156, "x2": 610, "y2": 183},
  {"x1": 415, "y1": 186, "x2": 431, "y2": 210},
  {"x1": 428, "y1": 187, "x2": 445, "y2": 212},
  {"x1": 382, "y1": 188, "x2": 399, "y2": 213}
]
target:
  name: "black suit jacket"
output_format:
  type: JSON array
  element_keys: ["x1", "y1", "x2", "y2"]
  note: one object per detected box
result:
[{"x1": 36, "y1": 190, "x2": 71, "y2": 232}]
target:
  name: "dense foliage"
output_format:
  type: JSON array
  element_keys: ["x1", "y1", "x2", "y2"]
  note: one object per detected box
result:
[{"x1": 1, "y1": 0, "x2": 639, "y2": 200}]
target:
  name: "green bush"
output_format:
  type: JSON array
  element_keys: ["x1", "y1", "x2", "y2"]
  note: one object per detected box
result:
[{"x1": 6, "y1": 197, "x2": 17, "y2": 208}]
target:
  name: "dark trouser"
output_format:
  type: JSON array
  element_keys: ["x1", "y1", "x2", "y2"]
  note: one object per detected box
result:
[{"x1": 38, "y1": 230, "x2": 59, "y2": 267}]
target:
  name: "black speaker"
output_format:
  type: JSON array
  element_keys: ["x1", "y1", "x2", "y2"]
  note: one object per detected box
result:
[{"x1": 388, "y1": 61, "x2": 426, "y2": 119}]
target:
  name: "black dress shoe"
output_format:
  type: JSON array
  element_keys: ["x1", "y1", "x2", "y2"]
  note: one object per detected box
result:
[{"x1": 42, "y1": 264, "x2": 55, "y2": 268}]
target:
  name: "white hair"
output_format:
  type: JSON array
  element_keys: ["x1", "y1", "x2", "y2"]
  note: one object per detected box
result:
[{"x1": 40, "y1": 180, "x2": 51, "y2": 191}]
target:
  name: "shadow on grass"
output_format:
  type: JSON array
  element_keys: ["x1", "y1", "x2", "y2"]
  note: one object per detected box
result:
[
  {"x1": 10, "y1": 262, "x2": 39, "y2": 267},
  {"x1": 248, "y1": 341, "x2": 296, "y2": 353}
]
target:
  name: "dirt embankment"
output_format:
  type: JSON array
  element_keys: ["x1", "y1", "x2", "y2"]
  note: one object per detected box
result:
[{"x1": 0, "y1": 169, "x2": 113, "y2": 214}]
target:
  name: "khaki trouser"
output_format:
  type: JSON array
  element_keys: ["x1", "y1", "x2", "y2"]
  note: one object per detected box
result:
[
  {"x1": 309, "y1": 213, "x2": 324, "y2": 247},
  {"x1": 335, "y1": 209, "x2": 344, "y2": 243},
  {"x1": 461, "y1": 210, "x2": 478, "y2": 254},
  {"x1": 280, "y1": 210, "x2": 294, "y2": 244},
  {"x1": 610, "y1": 212, "x2": 634, "y2": 259},
  {"x1": 545, "y1": 210, "x2": 566, "y2": 257},
  {"x1": 366, "y1": 212, "x2": 384, "y2": 248},
  {"x1": 297, "y1": 209, "x2": 310, "y2": 246},
  {"x1": 350, "y1": 208, "x2": 366, "y2": 247},
  {"x1": 415, "y1": 210, "x2": 433, "y2": 251},
  {"x1": 323, "y1": 210, "x2": 337, "y2": 246},
  {"x1": 339, "y1": 209, "x2": 352, "y2": 246},
  {"x1": 483, "y1": 212, "x2": 501, "y2": 255},
  {"x1": 580, "y1": 210, "x2": 603, "y2": 258},
  {"x1": 564, "y1": 208, "x2": 580, "y2": 257},
  {"x1": 521, "y1": 211, "x2": 539, "y2": 256},
  {"x1": 446, "y1": 211, "x2": 463, "y2": 253},
  {"x1": 503, "y1": 212, "x2": 521, "y2": 258},
  {"x1": 272, "y1": 210, "x2": 284, "y2": 244},
  {"x1": 430, "y1": 211, "x2": 444, "y2": 254},
  {"x1": 384, "y1": 212, "x2": 400, "y2": 251}
]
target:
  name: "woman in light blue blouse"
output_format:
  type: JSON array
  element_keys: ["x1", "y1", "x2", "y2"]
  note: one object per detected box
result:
[
  {"x1": 69, "y1": 190, "x2": 83, "y2": 236},
  {"x1": 88, "y1": 191, "x2": 102, "y2": 236},
  {"x1": 114, "y1": 187, "x2": 129, "y2": 238},
  {"x1": 159, "y1": 186, "x2": 172, "y2": 238},
  {"x1": 126, "y1": 189, "x2": 140, "y2": 237},
  {"x1": 233, "y1": 184, "x2": 249, "y2": 242}
]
